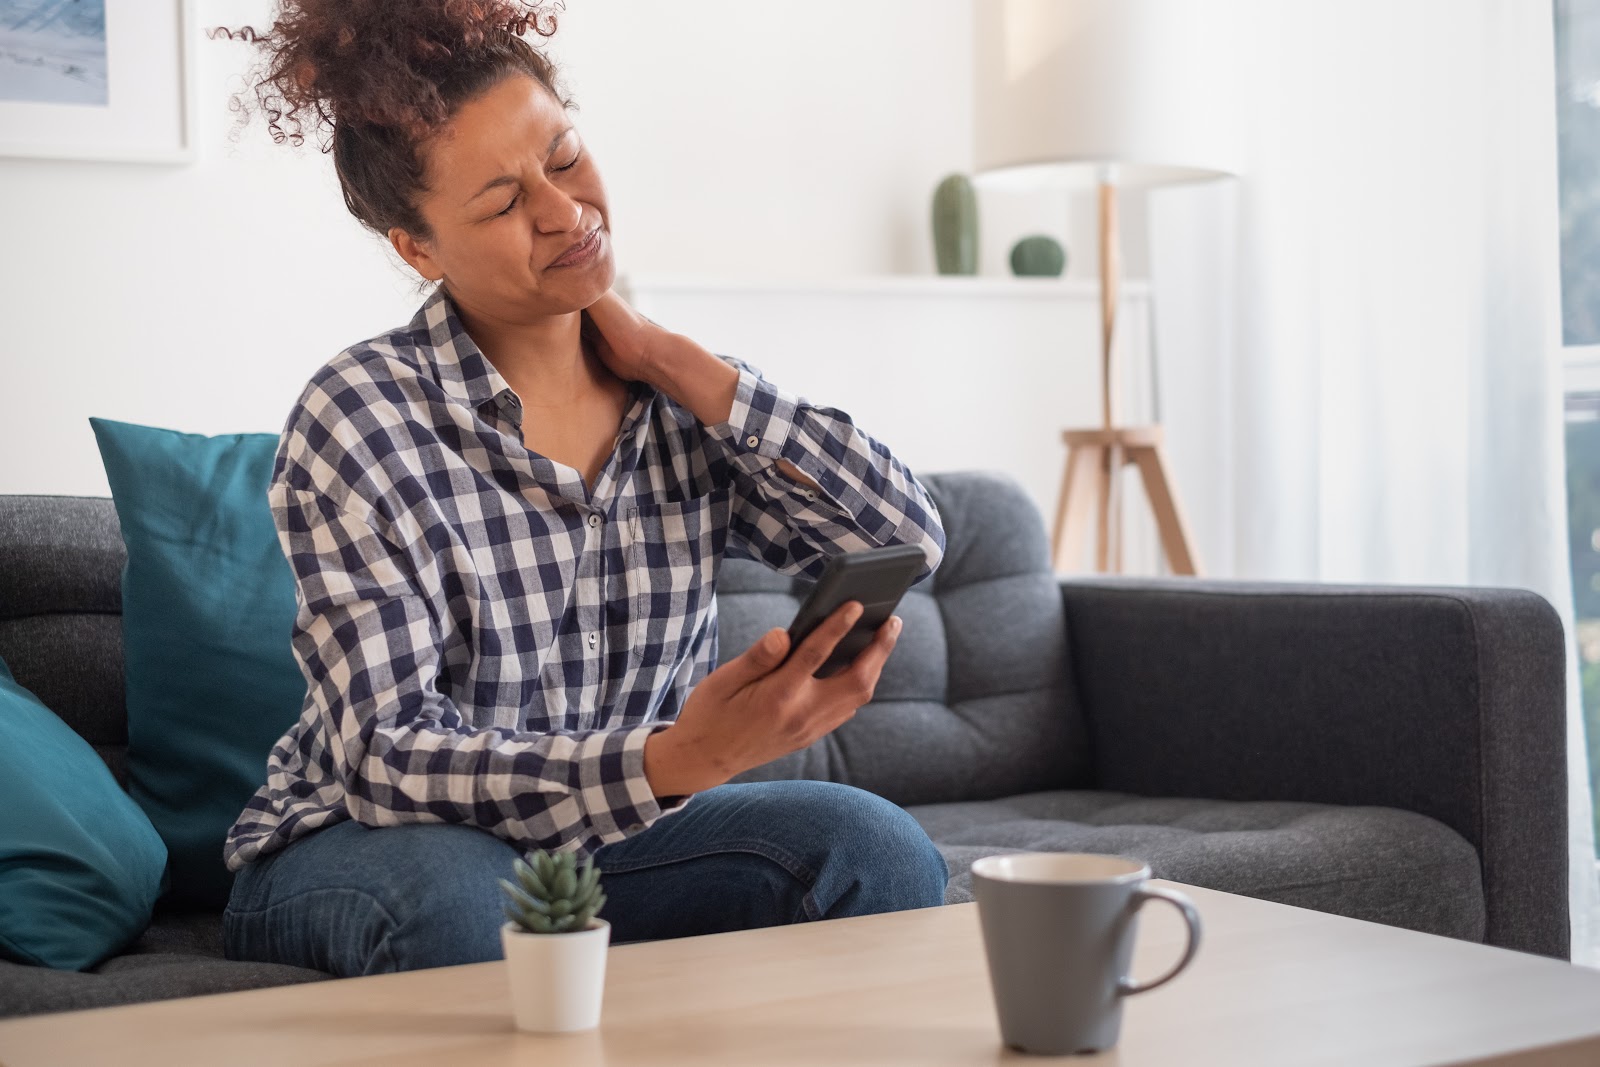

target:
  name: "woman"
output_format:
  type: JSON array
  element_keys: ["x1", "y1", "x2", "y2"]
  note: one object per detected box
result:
[{"x1": 217, "y1": 0, "x2": 948, "y2": 977}]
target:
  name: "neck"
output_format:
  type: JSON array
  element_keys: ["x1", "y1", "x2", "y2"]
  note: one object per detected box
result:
[{"x1": 446, "y1": 287, "x2": 607, "y2": 406}]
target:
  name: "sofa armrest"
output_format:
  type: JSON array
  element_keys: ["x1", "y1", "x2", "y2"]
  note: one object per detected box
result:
[{"x1": 1060, "y1": 576, "x2": 1569, "y2": 959}]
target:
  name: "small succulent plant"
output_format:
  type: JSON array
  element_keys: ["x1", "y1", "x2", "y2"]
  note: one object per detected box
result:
[{"x1": 500, "y1": 849, "x2": 607, "y2": 935}]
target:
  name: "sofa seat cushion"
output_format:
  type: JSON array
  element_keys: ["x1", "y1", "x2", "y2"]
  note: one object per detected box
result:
[
  {"x1": 0, "y1": 951, "x2": 328, "y2": 1019},
  {"x1": 0, "y1": 910, "x2": 333, "y2": 1019},
  {"x1": 121, "y1": 910, "x2": 230, "y2": 959},
  {"x1": 912, "y1": 790, "x2": 1485, "y2": 942}
]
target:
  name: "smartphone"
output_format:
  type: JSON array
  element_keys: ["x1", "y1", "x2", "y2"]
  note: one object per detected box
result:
[{"x1": 785, "y1": 544, "x2": 927, "y2": 679}]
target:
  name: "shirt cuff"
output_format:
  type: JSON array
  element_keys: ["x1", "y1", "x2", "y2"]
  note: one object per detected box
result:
[{"x1": 579, "y1": 721, "x2": 693, "y2": 847}]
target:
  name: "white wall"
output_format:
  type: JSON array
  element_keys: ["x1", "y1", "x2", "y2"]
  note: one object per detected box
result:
[{"x1": 0, "y1": 0, "x2": 1146, "y2": 505}]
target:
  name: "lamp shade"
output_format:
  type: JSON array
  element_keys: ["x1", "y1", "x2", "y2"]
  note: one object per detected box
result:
[{"x1": 973, "y1": 0, "x2": 1244, "y2": 190}]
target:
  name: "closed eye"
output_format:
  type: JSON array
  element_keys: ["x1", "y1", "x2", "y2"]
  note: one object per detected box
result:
[{"x1": 492, "y1": 154, "x2": 582, "y2": 218}]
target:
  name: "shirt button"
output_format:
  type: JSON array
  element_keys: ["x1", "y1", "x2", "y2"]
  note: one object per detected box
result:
[
  {"x1": 803, "y1": 489, "x2": 817, "y2": 501},
  {"x1": 627, "y1": 823, "x2": 644, "y2": 832},
  {"x1": 587, "y1": 513, "x2": 602, "y2": 528},
  {"x1": 587, "y1": 632, "x2": 599, "y2": 649},
  {"x1": 746, "y1": 434, "x2": 760, "y2": 448}
]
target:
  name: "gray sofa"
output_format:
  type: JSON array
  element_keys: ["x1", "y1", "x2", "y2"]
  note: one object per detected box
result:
[{"x1": 0, "y1": 470, "x2": 1569, "y2": 1018}]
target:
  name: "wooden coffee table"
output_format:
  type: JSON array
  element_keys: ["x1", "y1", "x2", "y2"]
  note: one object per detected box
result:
[{"x1": 4, "y1": 882, "x2": 1600, "y2": 1065}]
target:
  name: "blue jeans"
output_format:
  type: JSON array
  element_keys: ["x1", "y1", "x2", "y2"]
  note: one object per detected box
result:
[{"x1": 223, "y1": 780, "x2": 950, "y2": 976}]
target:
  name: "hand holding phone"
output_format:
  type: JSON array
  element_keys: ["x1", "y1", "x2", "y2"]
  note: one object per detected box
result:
[
  {"x1": 784, "y1": 544, "x2": 926, "y2": 678},
  {"x1": 645, "y1": 585, "x2": 906, "y2": 797}
]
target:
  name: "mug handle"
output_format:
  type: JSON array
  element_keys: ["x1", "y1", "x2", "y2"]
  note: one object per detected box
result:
[{"x1": 1117, "y1": 885, "x2": 1203, "y2": 996}]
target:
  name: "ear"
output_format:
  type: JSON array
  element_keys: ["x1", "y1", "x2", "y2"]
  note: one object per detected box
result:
[{"x1": 389, "y1": 227, "x2": 444, "y2": 282}]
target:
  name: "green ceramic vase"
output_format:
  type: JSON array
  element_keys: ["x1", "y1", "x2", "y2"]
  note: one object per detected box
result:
[
  {"x1": 932, "y1": 173, "x2": 978, "y2": 275},
  {"x1": 1009, "y1": 234, "x2": 1067, "y2": 277}
]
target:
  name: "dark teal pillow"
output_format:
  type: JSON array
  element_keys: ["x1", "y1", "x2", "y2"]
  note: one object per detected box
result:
[
  {"x1": 89, "y1": 418, "x2": 302, "y2": 910},
  {"x1": 0, "y1": 655, "x2": 168, "y2": 969}
]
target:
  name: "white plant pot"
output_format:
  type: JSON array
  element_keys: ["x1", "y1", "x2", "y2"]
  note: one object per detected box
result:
[{"x1": 501, "y1": 918, "x2": 611, "y2": 1033}]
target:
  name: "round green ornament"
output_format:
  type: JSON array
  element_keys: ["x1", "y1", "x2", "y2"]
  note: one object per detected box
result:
[{"x1": 1009, "y1": 234, "x2": 1067, "y2": 277}]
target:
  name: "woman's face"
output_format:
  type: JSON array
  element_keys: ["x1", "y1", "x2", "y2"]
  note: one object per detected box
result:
[{"x1": 391, "y1": 73, "x2": 614, "y2": 320}]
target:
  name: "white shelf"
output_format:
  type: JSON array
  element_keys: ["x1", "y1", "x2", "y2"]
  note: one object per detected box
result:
[{"x1": 619, "y1": 273, "x2": 1151, "y2": 300}]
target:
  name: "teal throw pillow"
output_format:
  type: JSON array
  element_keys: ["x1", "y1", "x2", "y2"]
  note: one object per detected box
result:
[
  {"x1": 0, "y1": 655, "x2": 169, "y2": 970},
  {"x1": 89, "y1": 418, "x2": 302, "y2": 910}
]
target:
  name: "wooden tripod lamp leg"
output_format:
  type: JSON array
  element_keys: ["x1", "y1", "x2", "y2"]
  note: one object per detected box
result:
[
  {"x1": 1131, "y1": 443, "x2": 1201, "y2": 576},
  {"x1": 1107, "y1": 442, "x2": 1126, "y2": 574},
  {"x1": 1051, "y1": 443, "x2": 1101, "y2": 572},
  {"x1": 1050, "y1": 446, "x2": 1076, "y2": 570},
  {"x1": 1090, "y1": 448, "x2": 1114, "y2": 571}
]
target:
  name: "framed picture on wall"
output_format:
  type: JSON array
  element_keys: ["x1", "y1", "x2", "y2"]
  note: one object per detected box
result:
[{"x1": 0, "y1": 0, "x2": 196, "y2": 163}]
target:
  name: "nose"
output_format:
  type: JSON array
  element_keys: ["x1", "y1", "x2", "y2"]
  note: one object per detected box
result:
[{"x1": 530, "y1": 183, "x2": 583, "y2": 234}]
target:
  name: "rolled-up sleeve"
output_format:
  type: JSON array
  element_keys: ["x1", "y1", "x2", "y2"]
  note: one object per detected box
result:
[
  {"x1": 237, "y1": 482, "x2": 690, "y2": 865},
  {"x1": 703, "y1": 356, "x2": 945, "y2": 584}
]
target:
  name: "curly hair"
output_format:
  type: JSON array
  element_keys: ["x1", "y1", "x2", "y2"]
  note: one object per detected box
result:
[{"x1": 210, "y1": 1, "x2": 574, "y2": 243}]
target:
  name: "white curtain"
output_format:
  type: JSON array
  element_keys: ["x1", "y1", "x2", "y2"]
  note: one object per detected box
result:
[{"x1": 1148, "y1": 0, "x2": 1600, "y2": 962}]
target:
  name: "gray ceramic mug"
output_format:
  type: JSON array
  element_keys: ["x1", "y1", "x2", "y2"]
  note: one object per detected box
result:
[{"x1": 971, "y1": 853, "x2": 1202, "y2": 1056}]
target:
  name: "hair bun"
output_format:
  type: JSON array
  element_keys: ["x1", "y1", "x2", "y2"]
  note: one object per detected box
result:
[{"x1": 211, "y1": 0, "x2": 563, "y2": 147}]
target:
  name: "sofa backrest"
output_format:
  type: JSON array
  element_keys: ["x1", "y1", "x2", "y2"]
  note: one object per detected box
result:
[
  {"x1": 0, "y1": 496, "x2": 129, "y2": 784},
  {"x1": 0, "y1": 471, "x2": 1088, "y2": 807},
  {"x1": 716, "y1": 471, "x2": 1088, "y2": 804}
]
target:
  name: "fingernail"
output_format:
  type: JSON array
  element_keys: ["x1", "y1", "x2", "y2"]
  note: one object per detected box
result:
[{"x1": 891, "y1": 616, "x2": 903, "y2": 635}]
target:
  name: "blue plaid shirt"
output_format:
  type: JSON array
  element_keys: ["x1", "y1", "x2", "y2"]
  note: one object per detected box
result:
[{"x1": 223, "y1": 283, "x2": 944, "y2": 870}]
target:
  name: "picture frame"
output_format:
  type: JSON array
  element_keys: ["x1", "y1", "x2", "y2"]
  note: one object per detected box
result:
[{"x1": 0, "y1": 0, "x2": 196, "y2": 164}]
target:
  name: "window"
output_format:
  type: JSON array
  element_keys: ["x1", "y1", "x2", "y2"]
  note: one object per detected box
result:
[
  {"x1": 1566, "y1": 398, "x2": 1600, "y2": 850},
  {"x1": 1558, "y1": 0, "x2": 1600, "y2": 346},
  {"x1": 1557, "y1": 0, "x2": 1600, "y2": 848}
]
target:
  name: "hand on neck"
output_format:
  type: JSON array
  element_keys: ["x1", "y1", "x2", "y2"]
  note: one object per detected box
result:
[{"x1": 446, "y1": 285, "x2": 619, "y2": 409}]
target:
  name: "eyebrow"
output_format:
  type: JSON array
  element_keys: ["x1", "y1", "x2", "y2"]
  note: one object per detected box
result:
[{"x1": 464, "y1": 127, "x2": 574, "y2": 204}]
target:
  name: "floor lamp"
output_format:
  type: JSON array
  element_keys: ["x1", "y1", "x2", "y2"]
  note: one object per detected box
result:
[{"x1": 971, "y1": 0, "x2": 1240, "y2": 576}]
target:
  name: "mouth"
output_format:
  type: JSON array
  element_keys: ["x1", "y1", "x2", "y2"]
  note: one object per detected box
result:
[{"x1": 549, "y1": 226, "x2": 603, "y2": 269}]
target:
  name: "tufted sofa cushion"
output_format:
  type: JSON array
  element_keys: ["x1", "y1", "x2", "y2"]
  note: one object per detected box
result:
[
  {"x1": 911, "y1": 791, "x2": 1486, "y2": 942},
  {"x1": 716, "y1": 471, "x2": 1092, "y2": 804}
]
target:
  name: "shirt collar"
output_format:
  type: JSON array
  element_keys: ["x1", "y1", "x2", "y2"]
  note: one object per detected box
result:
[
  {"x1": 409, "y1": 281, "x2": 660, "y2": 437},
  {"x1": 411, "y1": 283, "x2": 516, "y2": 414}
]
